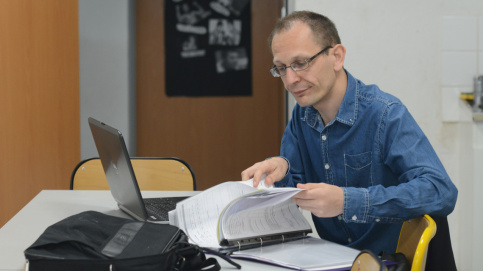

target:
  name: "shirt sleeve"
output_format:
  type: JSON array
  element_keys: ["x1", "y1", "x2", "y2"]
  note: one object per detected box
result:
[
  {"x1": 276, "y1": 113, "x2": 306, "y2": 188},
  {"x1": 342, "y1": 102, "x2": 458, "y2": 223}
]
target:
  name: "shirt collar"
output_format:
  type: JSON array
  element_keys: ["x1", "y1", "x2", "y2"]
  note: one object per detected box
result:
[
  {"x1": 303, "y1": 69, "x2": 358, "y2": 128},
  {"x1": 335, "y1": 69, "x2": 358, "y2": 126}
]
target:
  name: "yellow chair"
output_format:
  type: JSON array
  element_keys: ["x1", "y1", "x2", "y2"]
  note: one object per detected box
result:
[
  {"x1": 396, "y1": 214, "x2": 437, "y2": 271},
  {"x1": 70, "y1": 157, "x2": 196, "y2": 191}
]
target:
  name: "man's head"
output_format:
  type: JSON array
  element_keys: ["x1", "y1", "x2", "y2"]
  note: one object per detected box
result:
[
  {"x1": 269, "y1": 11, "x2": 346, "y2": 118},
  {"x1": 269, "y1": 11, "x2": 341, "y2": 54}
]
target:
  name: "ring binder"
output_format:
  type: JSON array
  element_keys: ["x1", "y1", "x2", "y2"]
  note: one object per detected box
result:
[
  {"x1": 219, "y1": 230, "x2": 312, "y2": 253},
  {"x1": 170, "y1": 181, "x2": 312, "y2": 253}
]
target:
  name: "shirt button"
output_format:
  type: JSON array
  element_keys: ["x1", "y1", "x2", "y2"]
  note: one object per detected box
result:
[
  {"x1": 322, "y1": 135, "x2": 327, "y2": 141},
  {"x1": 352, "y1": 215, "x2": 357, "y2": 221},
  {"x1": 338, "y1": 215, "x2": 342, "y2": 220},
  {"x1": 375, "y1": 218, "x2": 380, "y2": 222},
  {"x1": 325, "y1": 164, "x2": 330, "y2": 169},
  {"x1": 348, "y1": 238, "x2": 352, "y2": 243}
]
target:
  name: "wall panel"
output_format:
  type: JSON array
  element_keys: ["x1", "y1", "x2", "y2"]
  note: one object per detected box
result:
[
  {"x1": 136, "y1": 0, "x2": 286, "y2": 189},
  {"x1": 0, "y1": 0, "x2": 80, "y2": 226}
]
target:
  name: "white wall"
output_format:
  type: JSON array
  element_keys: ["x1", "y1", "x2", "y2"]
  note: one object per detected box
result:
[
  {"x1": 289, "y1": 1, "x2": 483, "y2": 270},
  {"x1": 79, "y1": 0, "x2": 136, "y2": 159}
]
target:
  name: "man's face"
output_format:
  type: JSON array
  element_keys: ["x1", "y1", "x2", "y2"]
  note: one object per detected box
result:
[{"x1": 271, "y1": 22, "x2": 336, "y2": 110}]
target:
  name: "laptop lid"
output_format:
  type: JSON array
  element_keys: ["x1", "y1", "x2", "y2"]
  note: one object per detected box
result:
[{"x1": 88, "y1": 117, "x2": 149, "y2": 221}]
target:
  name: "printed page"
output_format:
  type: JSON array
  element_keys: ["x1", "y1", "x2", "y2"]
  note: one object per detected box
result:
[
  {"x1": 220, "y1": 186, "x2": 304, "y2": 220},
  {"x1": 175, "y1": 181, "x2": 256, "y2": 248},
  {"x1": 220, "y1": 197, "x2": 311, "y2": 241},
  {"x1": 239, "y1": 176, "x2": 273, "y2": 189}
]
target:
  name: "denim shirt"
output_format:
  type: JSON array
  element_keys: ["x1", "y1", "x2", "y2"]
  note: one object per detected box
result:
[{"x1": 275, "y1": 70, "x2": 458, "y2": 253}]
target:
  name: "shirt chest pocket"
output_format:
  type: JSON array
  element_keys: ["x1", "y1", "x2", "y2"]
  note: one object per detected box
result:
[{"x1": 344, "y1": 152, "x2": 373, "y2": 187}]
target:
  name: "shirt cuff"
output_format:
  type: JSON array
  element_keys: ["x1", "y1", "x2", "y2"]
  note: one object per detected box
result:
[
  {"x1": 342, "y1": 187, "x2": 369, "y2": 223},
  {"x1": 266, "y1": 156, "x2": 290, "y2": 187}
]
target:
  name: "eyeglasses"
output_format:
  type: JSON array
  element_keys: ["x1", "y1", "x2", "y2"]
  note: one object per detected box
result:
[{"x1": 269, "y1": 46, "x2": 333, "y2": 77}]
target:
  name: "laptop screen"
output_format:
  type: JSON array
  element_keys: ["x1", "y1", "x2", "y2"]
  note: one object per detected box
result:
[{"x1": 88, "y1": 117, "x2": 148, "y2": 220}]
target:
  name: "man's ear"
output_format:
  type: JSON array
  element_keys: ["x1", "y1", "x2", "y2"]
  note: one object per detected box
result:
[{"x1": 332, "y1": 44, "x2": 346, "y2": 71}]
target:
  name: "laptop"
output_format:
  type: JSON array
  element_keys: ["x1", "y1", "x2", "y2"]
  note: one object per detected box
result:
[{"x1": 88, "y1": 117, "x2": 189, "y2": 224}]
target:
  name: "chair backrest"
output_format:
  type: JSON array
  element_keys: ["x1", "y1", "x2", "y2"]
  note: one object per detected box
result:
[
  {"x1": 70, "y1": 157, "x2": 196, "y2": 191},
  {"x1": 351, "y1": 250, "x2": 387, "y2": 271},
  {"x1": 396, "y1": 214, "x2": 437, "y2": 271}
]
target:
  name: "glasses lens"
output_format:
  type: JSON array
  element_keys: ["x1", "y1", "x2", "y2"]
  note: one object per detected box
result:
[
  {"x1": 291, "y1": 60, "x2": 309, "y2": 71},
  {"x1": 270, "y1": 66, "x2": 282, "y2": 77}
]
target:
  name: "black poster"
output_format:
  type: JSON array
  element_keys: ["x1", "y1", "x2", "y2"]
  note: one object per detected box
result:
[{"x1": 165, "y1": 0, "x2": 252, "y2": 97}]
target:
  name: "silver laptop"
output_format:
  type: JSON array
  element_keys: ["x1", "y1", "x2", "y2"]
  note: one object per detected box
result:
[{"x1": 88, "y1": 117, "x2": 189, "y2": 224}]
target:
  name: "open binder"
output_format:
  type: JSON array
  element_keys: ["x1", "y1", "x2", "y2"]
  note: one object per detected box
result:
[{"x1": 169, "y1": 180, "x2": 312, "y2": 253}]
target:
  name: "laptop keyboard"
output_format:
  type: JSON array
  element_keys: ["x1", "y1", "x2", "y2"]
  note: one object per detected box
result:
[{"x1": 143, "y1": 197, "x2": 188, "y2": 221}]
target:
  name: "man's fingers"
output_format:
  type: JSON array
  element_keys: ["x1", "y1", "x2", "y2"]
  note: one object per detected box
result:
[
  {"x1": 297, "y1": 182, "x2": 319, "y2": 189},
  {"x1": 293, "y1": 183, "x2": 344, "y2": 217},
  {"x1": 241, "y1": 163, "x2": 260, "y2": 181},
  {"x1": 264, "y1": 175, "x2": 274, "y2": 186},
  {"x1": 296, "y1": 183, "x2": 306, "y2": 190},
  {"x1": 252, "y1": 170, "x2": 266, "y2": 187},
  {"x1": 241, "y1": 169, "x2": 252, "y2": 181},
  {"x1": 265, "y1": 171, "x2": 282, "y2": 186},
  {"x1": 241, "y1": 158, "x2": 289, "y2": 187}
]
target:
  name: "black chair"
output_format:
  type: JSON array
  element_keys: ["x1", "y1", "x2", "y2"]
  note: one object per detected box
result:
[{"x1": 425, "y1": 216, "x2": 457, "y2": 271}]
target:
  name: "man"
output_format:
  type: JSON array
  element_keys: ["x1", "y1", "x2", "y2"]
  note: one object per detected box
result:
[{"x1": 241, "y1": 11, "x2": 457, "y2": 254}]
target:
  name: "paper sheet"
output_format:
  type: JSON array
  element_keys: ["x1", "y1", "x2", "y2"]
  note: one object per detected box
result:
[
  {"x1": 231, "y1": 237, "x2": 360, "y2": 271},
  {"x1": 175, "y1": 182, "x2": 256, "y2": 247},
  {"x1": 239, "y1": 176, "x2": 274, "y2": 189}
]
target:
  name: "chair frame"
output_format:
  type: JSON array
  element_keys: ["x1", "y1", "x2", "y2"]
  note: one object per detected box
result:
[
  {"x1": 70, "y1": 157, "x2": 196, "y2": 191},
  {"x1": 396, "y1": 214, "x2": 437, "y2": 271}
]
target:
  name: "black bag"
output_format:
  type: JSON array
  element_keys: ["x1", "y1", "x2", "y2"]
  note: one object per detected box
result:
[
  {"x1": 24, "y1": 211, "x2": 239, "y2": 271},
  {"x1": 380, "y1": 252, "x2": 410, "y2": 271}
]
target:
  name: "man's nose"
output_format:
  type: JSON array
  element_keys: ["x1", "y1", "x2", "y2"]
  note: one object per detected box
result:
[{"x1": 282, "y1": 68, "x2": 301, "y2": 87}]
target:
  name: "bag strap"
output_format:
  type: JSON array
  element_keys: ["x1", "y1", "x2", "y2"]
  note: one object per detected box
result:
[
  {"x1": 172, "y1": 243, "x2": 241, "y2": 271},
  {"x1": 380, "y1": 251, "x2": 410, "y2": 271},
  {"x1": 201, "y1": 247, "x2": 241, "y2": 270},
  {"x1": 178, "y1": 256, "x2": 220, "y2": 271}
]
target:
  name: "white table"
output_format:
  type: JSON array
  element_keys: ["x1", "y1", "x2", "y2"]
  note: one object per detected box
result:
[{"x1": 0, "y1": 190, "x2": 304, "y2": 271}]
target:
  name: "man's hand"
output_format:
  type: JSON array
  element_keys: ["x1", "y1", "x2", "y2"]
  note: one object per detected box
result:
[
  {"x1": 293, "y1": 183, "x2": 344, "y2": 218},
  {"x1": 241, "y1": 157, "x2": 288, "y2": 187}
]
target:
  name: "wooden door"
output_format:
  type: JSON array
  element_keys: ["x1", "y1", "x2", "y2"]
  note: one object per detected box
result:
[
  {"x1": 136, "y1": 0, "x2": 285, "y2": 189},
  {"x1": 0, "y1": 0, "x2": 80, "y2": 226}
]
